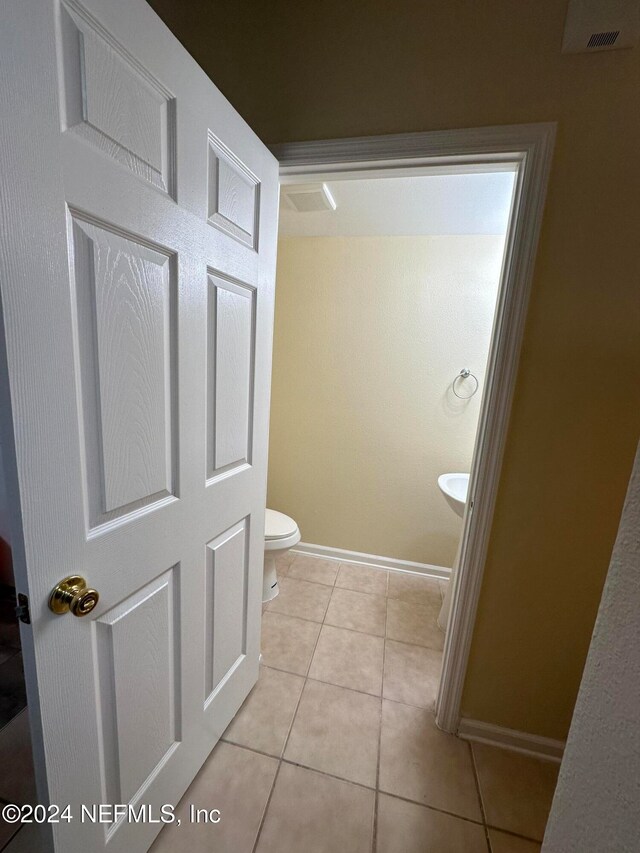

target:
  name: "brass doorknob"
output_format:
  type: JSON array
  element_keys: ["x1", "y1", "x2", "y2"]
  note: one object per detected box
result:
[{"x1": 49, "y1": 575, "x2": 99, "y2": 617}]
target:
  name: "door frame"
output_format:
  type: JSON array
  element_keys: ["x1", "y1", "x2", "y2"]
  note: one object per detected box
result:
[{"x1": 272, "y1": 122, "x2": 556, "y2": 733}]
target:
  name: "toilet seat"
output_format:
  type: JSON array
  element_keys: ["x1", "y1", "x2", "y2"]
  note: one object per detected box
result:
[
  {"x1": 264, "y1": 509, "x2": 300, "y2": 552},
  {"x1": 265, "y1": 509, "x2": 298, "y2": 540}
]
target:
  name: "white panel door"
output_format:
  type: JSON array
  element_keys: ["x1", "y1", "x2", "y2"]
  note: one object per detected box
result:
[{"x1": 0, "y1": 1, "x2": 278, "y2": 851}]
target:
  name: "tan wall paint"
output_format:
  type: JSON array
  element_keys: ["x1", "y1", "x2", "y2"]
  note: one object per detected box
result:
[
  {"x1": 148, "y1": 0, "x2": 640, "y2": 741},
  {"x1": 268, "y1": 236, "x2": 504, "y2": 567}
]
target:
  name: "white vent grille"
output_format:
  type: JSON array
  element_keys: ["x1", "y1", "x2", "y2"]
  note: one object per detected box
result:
[
  {"x1": 587, "y1": 30, "x2": 620, "y2": 47},
  {"x1": 281, "y1": 183, "x2": 337, "y2": 213}
]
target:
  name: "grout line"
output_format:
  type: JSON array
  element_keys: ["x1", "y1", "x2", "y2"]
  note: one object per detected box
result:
[
  {"x1": 323, "y1": 759, "x2": 490, "y2": 827},
  {"x1": 250, "y1": 759, "x2": 283, "y2": 853},
  {"x1": 484, "y1": 825, "x2": 545, "y2": 844},
  {"x1": 323, "y1": 618, "x2": 386, "y2": 640},
  {"x1": 375, "y1": 787, "x2": 488, "y2": 828},
  {"x1": 372, "y1": 589, "x2": 391, "y2": 853},
  {"x1": 280, "y1": 757, "x2": 377, "y2": 792},
  {"x1": 469, "y1": 741, "x2": 487, "y2": 821},
  {"x1": 336, "y1": 584, "x2": 388, "y2": 598},
  {"x1": 251, "y1": 592, "x2": 326, "y2": 853},
  {"x1": 221, "y1": 736, "x2": 287, "y2": 766},
  {"x1": 469, "y1": 740, "x2": 492, "y2": 853},
  {"x1": 379, "y1": 693, "x2": 441, "y2": 713},
  {"x1": 218, "y1": 738, "x2": 281, "y2": 763},
  {"x1": 270, "y1": 669, "x2": 383, "y2": 702}
]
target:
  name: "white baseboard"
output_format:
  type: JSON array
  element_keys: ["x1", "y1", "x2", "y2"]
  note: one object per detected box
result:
[
  {"x1": 291, "y1": 541, "x2": 451, "y2": 580},
  {"x1": 458, "y1": 718, "x2": 565, "y2": 763}
]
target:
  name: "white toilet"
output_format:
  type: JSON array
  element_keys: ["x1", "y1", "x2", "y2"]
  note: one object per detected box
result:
[{"x1": 263, "y1": 509, "x2": 300, "y2": 602}]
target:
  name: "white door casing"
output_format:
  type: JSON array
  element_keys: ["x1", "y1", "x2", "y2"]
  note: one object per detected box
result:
[
  {"x1": 0, "y1": 1, "x2": 278, "y2": 851},
  {"x1": 273, "y1": 125, "x2": 555, "y2": 736}
]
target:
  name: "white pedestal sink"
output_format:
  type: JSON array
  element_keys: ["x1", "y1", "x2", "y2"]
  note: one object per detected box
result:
[
  {"x1": 437, "y1": 473, "x2": 469, "y2": 518},
  {"x1": 437, "y1": 473, "x2": 469, "y2": 630}
]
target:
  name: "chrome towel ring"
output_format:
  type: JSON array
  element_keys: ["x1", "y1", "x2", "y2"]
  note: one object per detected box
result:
[{"x1": 452, "y1": 368, "x2": 479, "y2": 399}]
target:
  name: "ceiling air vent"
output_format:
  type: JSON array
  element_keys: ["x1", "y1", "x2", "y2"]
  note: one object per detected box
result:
[
  {"x1": 281, "y1": 183, "x2": 337, "y2": 213},
  {"x1": 562, "y1": 0, "x2": 639, "y2": 53},
  {"x1": 586, "y1": 30, "x2": 620, "y2": 47}
]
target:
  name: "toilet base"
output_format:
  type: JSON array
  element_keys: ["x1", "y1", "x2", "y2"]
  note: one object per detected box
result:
[{"x1": 262, "y1": 553, "x2": 280, "y2": 602}]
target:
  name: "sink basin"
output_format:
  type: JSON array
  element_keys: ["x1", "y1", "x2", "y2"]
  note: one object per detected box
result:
[{"x1": 438, "y1": 473, "x2": 469, "y2": 518}]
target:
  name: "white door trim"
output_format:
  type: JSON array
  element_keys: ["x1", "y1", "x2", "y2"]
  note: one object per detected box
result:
[{"x1": 273, "y1": 122, "x2": 556, "y2": 734}]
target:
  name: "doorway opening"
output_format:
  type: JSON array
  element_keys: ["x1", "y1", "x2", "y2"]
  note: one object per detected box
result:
[{"x1": 269, "y1": 125, "x2": 555, "y2": 733}]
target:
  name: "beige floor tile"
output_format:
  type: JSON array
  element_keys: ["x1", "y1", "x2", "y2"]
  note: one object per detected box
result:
[
  {"x1": 386, "y1": 598, "x2": 444, "y2": 650},
  {"x1": 472, "y1": 744, "x2": 558, "y2": 842},
  {"x1": 335, "y1": 563, "x2": 388, "y2": 596},
  {"x1": 325, "y1": 587, "x2": 386, "y2": 636},
  {"x1": 388, "y1": 572, "x2": 443, "y2": 609},
  {"x1": 150, "y1": 742, "x2": 277, "y2": 853},
  {"x1": 379, "y1": 700, "x2": 482, "y2": 821},
  {"x1": 222, "y1": 666, "x2": 304, "y2": 757},
  {"x1": 438, "y1": 579, "x2": 449, "y2": 600},
  {"x1": 276, "y1": 550, "x2": 297, "y2": 572},
  {"x1": 488, "y1": 829, "x2": 542, "y2": 853},
  {"x1": 256, "y1": 763, "x2": 374, "y2": 853},
  {"x1": 376, "y1": 793, "x2": 488, "y2": 853},
  {"x1": 383, "y1": 640, "x2": 442, "y2": 709},
  {"x1": 287, "y1": 554, "x2": 339, "y2": 586},
  {"x1": 265, "y1": 576, "x2": 331, "y2": 622},
  {"x1": 260, "y1": 611, "x2": 321, "y2": 675},
  {"x1": 308, "y1": 624, "x2": 384, "y2": 695},
  {"x1": 284, "y1": 679, "x2": 381, "y2": 787}
]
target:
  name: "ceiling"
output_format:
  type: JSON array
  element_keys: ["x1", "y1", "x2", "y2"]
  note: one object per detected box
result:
[{"x1": 279, "y1": 171, "x2": 516, "y2": 238}]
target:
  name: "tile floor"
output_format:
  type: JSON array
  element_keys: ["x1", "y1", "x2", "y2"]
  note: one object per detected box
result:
[{"x1": 149, "y1": 554, "x2": 559, "y2": 853}]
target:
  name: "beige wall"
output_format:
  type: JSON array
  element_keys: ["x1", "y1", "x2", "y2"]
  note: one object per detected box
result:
[
  {"x1": 148, "y1": 0, "x2": 640, "y2": 741},
  {"x1": 268, "y1": 236, "x2": 504, "y2": 567}
]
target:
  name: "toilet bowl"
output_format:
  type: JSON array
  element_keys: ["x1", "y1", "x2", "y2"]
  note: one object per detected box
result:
[{"x1": 263, "y1": 509, "x2": 300, "y2": 602}]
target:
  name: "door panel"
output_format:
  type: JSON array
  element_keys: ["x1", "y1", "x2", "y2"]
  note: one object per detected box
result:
[
  {"x1": 0, "y1": 0, "x2": 278, "y2": 850},
  {"x1": 205, "y1": 522, "x2": 248, "y2": 702},
  {"x1": 207, "y1": 133, "x2": 260, "y2": 249},
  {"x1": 207, "y1": 273, "x2": 256, "y2": 477},
  {"x1": 58, "y1": 0, "x2": 176, "y2": 195},
  {"x1": 95, "y1": 566, "x2": 180, "y2": 806},
  {"x1": 69, "y1": 214, "x2": 178, "y2": 528}
]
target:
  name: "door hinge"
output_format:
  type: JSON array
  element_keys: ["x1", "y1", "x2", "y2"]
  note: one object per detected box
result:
[{"x1": 15, "y1": 593, "x2": 31, "y2": 625}]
